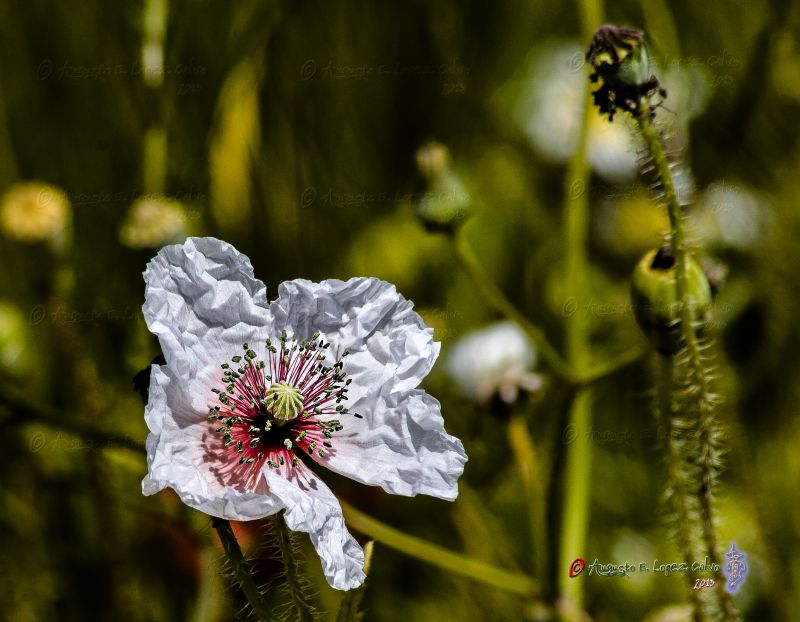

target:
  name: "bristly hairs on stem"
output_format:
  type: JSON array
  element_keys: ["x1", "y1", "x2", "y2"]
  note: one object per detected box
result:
[
  {"x1": 212, "y1": 518, "x2": 273, "y2": 622},
  {"x1": 273, "y1": 512, "x2": 320, "y2": 622},
  {"x1": 656, "y1": 355, "x2": 709, "y2": 622},
  {"x1": 585, "y1": 24, "x2": 740, "y2": 622}
]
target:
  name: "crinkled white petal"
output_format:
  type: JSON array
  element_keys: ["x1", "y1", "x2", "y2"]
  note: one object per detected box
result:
[
  {"x1": 318, "y1": 389, "x2": 467, "y2": 500},
  {"x1": 270, "y1": 277, "x2": 439, "y2": 404},
  {"x1": 143, "y1": 237, "x2": 272, "y2": 379},
  {"x1": 143, "y1": 365, "x2": 283, "y2": 520},
  {"x1": 264, "y1": 464, "x2": 366, "y2": 590}
]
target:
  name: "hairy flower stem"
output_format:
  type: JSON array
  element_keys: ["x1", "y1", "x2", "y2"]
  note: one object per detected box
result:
[
  {"x1": 212, "y1": 518, "x2": 272, "y2": 622},
  {"x1": 657, "y1": 356, "x2": 704, "y2": 622},
  {"x1": 636, "y1": 101, "x2": 739, "y2": 622},
  {"x1": 273, "y1": 514, "x2": 317, "y2": 622}
]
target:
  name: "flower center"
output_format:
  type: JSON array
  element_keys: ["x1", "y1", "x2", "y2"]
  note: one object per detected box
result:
[
  {"x1": 265, "y1": 381, "x2": 304, "y2": 424},
  {"x1": 207, "y1": 332, "x2": 357, "y2": 472}
]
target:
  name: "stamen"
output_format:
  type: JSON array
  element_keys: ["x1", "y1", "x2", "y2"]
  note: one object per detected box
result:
[{"x1": 208, "y1": 334, "x2": 353, "y2": 477}]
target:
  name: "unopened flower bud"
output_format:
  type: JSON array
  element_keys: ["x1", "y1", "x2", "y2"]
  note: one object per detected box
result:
[
  {"x1": 119, "y1": 195, "x2": 188, "y2": 249},
  {"x1": 415, "y1": 141, "x2": 450, "y2": 180},
  {"x1": 0, "y1": 182, "x2": 71, "y2": 243},
  {"x1": 414, "y1": 142, "x2": 472, "y2": 233}
]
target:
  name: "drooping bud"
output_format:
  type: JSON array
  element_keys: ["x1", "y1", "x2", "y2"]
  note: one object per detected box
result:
[
  {"x1": 630, "y1": 246, "x2": 712, "y2": 353},
  {"x1": 414, "y1": 141, "x2": 472, "y2": 233}
]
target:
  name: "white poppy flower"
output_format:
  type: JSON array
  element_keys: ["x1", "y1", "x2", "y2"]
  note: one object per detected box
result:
[
  {"x1": 141, "y1": 237, "x2": 467, "y2": 590},
  {"x1": 446, "y1": 321, "x2": 543, "y2": 404}
]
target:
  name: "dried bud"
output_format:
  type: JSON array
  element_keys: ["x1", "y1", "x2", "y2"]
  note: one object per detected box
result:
[{"x1": 586, "y1": 25, "x2": 666, "y2": 121}]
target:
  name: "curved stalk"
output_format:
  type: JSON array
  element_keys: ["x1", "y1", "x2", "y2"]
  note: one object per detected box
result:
[
  {"x1": 508, "y1": 413, "x2": 547, "y2": 582},
  {"x1": 340, "y1": 500, "x2": 539, "y2": 597},
  {"x1": 452, "y1": 234, "x2": 573, "y2": 380}
]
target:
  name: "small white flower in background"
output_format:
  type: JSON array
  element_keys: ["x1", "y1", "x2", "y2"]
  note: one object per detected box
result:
[
  {"x1": 446, "y1": 321, "x2": 543, "y2": 405},
  {"x1": 692, "y1": 181, "x2": 771, "y2": 251},
  {"x1": 120, "y1": 195, "x2": 188, "y2": 249},
  {"x1": 142, "y1": 237, "x2": 466, "y2": 590},
  {"x1": 0, "y1": 182, "x2": 71, "y2": 243}
]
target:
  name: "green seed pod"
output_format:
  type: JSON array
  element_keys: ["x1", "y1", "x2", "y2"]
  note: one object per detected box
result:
[{"x1": 630, "y1": 246, "x2": 712, "y2": 354}]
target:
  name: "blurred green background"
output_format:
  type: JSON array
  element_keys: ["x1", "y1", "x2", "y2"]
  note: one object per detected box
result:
[{"x1": 1, "y1": 0, "x2": 799, "y2": 620}]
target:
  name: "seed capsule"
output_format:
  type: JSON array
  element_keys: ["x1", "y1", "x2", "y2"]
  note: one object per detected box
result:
[{"x1": 630, "y1": 246, "x2": 712, "y2": 354}]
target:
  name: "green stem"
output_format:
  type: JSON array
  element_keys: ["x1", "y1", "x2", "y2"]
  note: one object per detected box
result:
[
  {"x1": 557, "y1": 6, "x2": 599, "y2": 610},
  {"x1": 340, "y1": 500, "x2": 539, "y2": 597},
  {"x1": 557, "y1": 390, "x2": 592, "y2": 615},
  {"x1": 579, "y1": 346, "x2": 647, "y2": 385},
  {"x1": 507, "y1": 413, "x2": 547, "y2": 582},
  {"x1": 452, "y1": 234, "x2": 574, "y2": 380},
  {"x1": 212, "y1": 519, "x2": 272, "y2": 622},
  {"x1": 657, "y1": 356, "x2": 704, "y2": 622},
  {"x1": 636, "y1": 101, "x2": 739, "y2": 622},
  {"x1": 273, "y1": 514, "x2": 316, "y2": 622}
]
